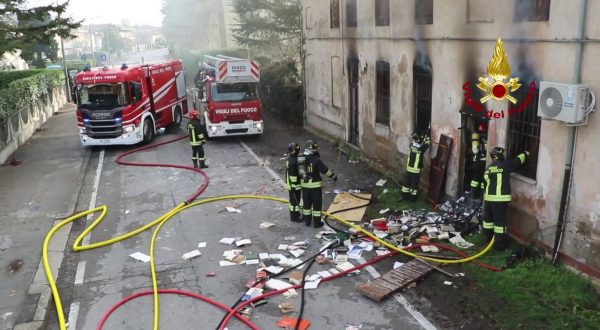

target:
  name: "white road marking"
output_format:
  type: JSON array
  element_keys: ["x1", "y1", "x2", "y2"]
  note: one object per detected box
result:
[
  {"x1": 83, "y1": 149, "x2": 105, "y2": 246},
  {"x1": 67, "y1": 301, "x2": 80, "y2": 330},
  {"x1": 74, "y1": 260, "x2": 86, "y2": 285},
  {"x1": 241, "y1": 142, "x2": 437, "y2": 329}
]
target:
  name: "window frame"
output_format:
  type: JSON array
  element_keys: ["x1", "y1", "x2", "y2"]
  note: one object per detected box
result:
[
  {"x1": 507, "y1": 85, "x2": 541, "y2": 180},
  {"x1": 413, "y1": 64, "x2": 433, "y2": 135},
  {"x1": 375, "y1": 60, "x2": 391, "y2": 126},
  {"x1": 515, "y1": 0, "x2": 551, "y2": 22},
  {"x1": 346, "y1": 0, "x2": 358, "y2": 27},
  {"x1": 330, "y1": 0, "x2": 340, "y2": 28},
  {"x1": 415, "y1": 0, "x2": 433, "y2": 25},
  {"x1": 375, "y1": 0, "x2": 390, "y2": 27}
]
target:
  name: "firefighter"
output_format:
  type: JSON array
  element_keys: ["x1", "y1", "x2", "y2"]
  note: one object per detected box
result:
[
  {"x1": 187, "y1": 110, "x2": 208, "y2": 169},
  {"x1": 285, "y1": 142, "x2": 302, "y2": 222},
  {"x1": 482, "y1": 147, "x2": 529, "y2": 251},
  {"x1": 301, "y1": 140, "x2": 337, "y2": 228},
  {"x1": 470, "y1": 123, "x2": 488, "y2": 199},
  {"x1": 401, "y1": 132, "x2": 431, "y2": 201}
]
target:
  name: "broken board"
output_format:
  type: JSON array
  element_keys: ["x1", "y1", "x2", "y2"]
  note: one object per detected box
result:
[
  {"x1": 326, "y1": 192, "x2": 372, "y2": 222},
  {"x1": 357, "y1": 259, "x2": 433, "y2": 302}
]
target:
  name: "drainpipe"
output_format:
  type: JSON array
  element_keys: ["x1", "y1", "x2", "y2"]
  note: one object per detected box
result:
[
  {"x1": 300, "y1": 3, "x2": 308, "y2": 128},
  {"x1": 551, "y1": 0, "x2": 587, "y2": 265}
]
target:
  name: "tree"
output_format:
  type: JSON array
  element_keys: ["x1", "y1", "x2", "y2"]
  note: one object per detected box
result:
[
  {"x1": 102, "y1": 25, "x2": 130, "y2": 54},
  {"x1": 0, "y1": 0, "x2": 81, "y2": 67},
  {"x1": 230, "y1": 0, "x2": 301, "y2": 58}
]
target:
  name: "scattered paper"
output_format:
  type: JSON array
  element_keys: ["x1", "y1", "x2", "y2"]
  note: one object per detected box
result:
[
  {"x1": 283, "y1": 236, "x2": 296, "y2": 241},
  {"x1": 449, "y1": 233, "x2": 475, "y2": 249},
  {"x1": 225, "y1": 207, "x2": 242, "y2": 213},
  {"x1": 277, "y1": 244, "x2": 289, "y2": 250},
  {"x1": 430, "y1": 245, "x2": 439, "y2": 253},
  {"x1": 129, "y1": 252, "x2": 151, "y2": 263},
  {"x1": 270, "y1": 254, "x2": 286, "y2": 260},
  {"x1": 182, "y1": 250, "x2": 202, "y2": 260},
  {"x1": 279, "y1": 259, "x2": 302, "y2": 268},
  {"x1": 236, "y1": 239, "x2": 252, "y2": 247},
  {"x1": 219, "y1": 237, "x2": 235, "y2": 245},
  {"x1": 198, "y1": 242, "x2": 207, "y2": 248},
  {"x1": 219, "y1": 261, "x2": 237, "y2": 266},
  {"x1": 375, "y1": 179, "x2": 387, "y2": 187},
  {"x1": 266, "y1": 279, "x2": 293, "y2": 290},
  {"x1": 335, "y1": 254, "x2": 348, "y2": 263},
  {"x1": 283, "y1": 288, "x2": 298, "y2": 298},
  {"x1": 246, "y1": 259, "x2": 260, "y2": 265},
  {"x1": 318, "y1": 271, "x2": 332, "y2": 278},
  {"x1": 290, "y1": 249, "x2": 306, "y2": 258},
  {"x1": 336, "y1": 262, "x2": 355, "y2": 272},
  {"x1": 304, "y1": 279, "x2": 321, "y2": 290},
  {"x1": 444, "y1": 281, "x2": 453, "y2": 286},
  {"x1": 259, "y1": 253, "x2": 270, "y2": 260},
  {"x1": 223, "y1": 250, "x2": 243, "y2": 259},
  {"x1": 421, "y1": 245, "x2": 431, "y2": 252},
  {"x1": 242, "y1": 288, "x2": 264, "y2": 301},
  {"x1": 375, "y1": 249, "x2": 389, "y2": 256},
  {"x1": 278, "y1": 301, "x2": 295, "y2": 313},
  {"x1": 348, "y1": 245, "x2": 364, "y2": 260},
  {"x1": 266, "y1": 266, "x2": 284, "y2": 274},
  {"x1": 260, "y1": 221, "x2": 275, "y2": 228},
  {"x1": 125, "y1": 209, "x2": 130, "y2": 214},
  {"x1": 358, "y1": 242, "x2": 374, "y2": 252},
  {"x1": 333, "y1": 189, "x2": 342, "y2": 194},
  {"x1": 393, "y1": 262, "x2": 405, "y2": 270},
  {"x1": 346, "y1": 325, "x2": 363, "y2": 330},
  {"x1": 328, "y1": 268, "x2": 340, "y2": 275},
  {"x1": 379, "y1": 208, "x2": 390, "y2": 214}
]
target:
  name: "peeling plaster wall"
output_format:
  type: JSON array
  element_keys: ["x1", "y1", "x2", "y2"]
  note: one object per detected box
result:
[{"x1": 301, "y1": 0, "x2": 600, "y2": 276}]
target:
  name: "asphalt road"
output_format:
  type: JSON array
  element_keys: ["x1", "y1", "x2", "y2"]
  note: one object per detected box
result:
[{"x1": 50, "y1": 127, "x2": 436, "y2": 330}]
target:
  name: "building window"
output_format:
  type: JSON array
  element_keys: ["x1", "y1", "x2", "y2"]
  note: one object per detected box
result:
[
  {"x1": 375, "y1": 0, "x2": 390, "y2": 26},
  {"x1": 346, "y1": 0, "x2": 357, "y2": 27},
  {"x1": 515, "y1": 0, "x2": 550, "y2": 22},
  {"x1": 413, "y1": 63, "x2": 432, "y2": 135},
  {"x1": 331, "y1": 0, "x2": 340, "y2": 28},
  {"x1": 376, "y1": 60, "x2": 390, "y2": 126},
  {"x1": 415, "y1": 0, "x2": 433, "y2": 25},
  {"x1": 507, "y1": 87, "x2": 541, "y2": 179}
]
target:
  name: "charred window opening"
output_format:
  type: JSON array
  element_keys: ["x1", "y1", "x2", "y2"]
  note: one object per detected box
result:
[
  {"x1": 515, "y1": 0, "x2": 550, "y2": 22},
  {"x1": 507, "y1": 86, "x2": 541, "y2": 179},
  {"x1": 415, "y1": 0, "x2": 433, "y2": 25},
  {"x1": 375, "y1": 0, "x2": 390, "y2": 26},
  {"x1": 346, "y1": 0, "x2": 357, "y2": 27},
  {"x1": 376, "y1": 60, "x2": 390, "y2": 125},
  {"x1": 330, "y1": 0, "x2": 340, "y2": 28},
  {"x1": 413, "y1": 63, "x2": 432, "y2": 135}
]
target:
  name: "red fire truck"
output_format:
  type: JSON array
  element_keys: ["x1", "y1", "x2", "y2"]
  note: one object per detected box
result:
[
  {"x1": 74, "y1": 59, "x2": 188, "y2": 146},
  {"x1": 197, "y1": 55, "x2": 263, "y2": 138}
]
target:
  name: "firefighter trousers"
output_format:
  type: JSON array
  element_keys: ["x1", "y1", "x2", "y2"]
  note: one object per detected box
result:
[
  {"x1": 302, "y1": 186, "x2": 324, "y2": 228},
  {"x1": 192, "y1": 145, "x2": 205, "y2": 168},
  {"x1": 401, "y1": 172, "x2": 421, "y2": 200},
  {"x1": 288, "y1": 188, "x2": 302, "y2": 222},
  {"x1": 483, "y1": 201, "x2": 509, "y2": 250},
  {"x1": 470, "y1": 160, "x2": 486, "y2": 199}
]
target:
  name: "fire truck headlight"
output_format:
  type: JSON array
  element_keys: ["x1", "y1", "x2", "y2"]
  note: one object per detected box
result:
[
  {"x1": 124, "y1": 125, "x2": 135, "y2": 133},
  {"x1": 83, "y1": 119, "x2": 90, "y2": 124},
  {"x1": 210, "y1": 125, "x2": 218, "y2": 132},
  {"x1": 256, "y1": 123, "x2": 263, "y2": 130}
]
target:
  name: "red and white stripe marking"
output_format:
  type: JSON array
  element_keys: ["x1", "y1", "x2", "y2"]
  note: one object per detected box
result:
[{"x1": 251, "y1": 61, "x2": 260, "y2": 80}]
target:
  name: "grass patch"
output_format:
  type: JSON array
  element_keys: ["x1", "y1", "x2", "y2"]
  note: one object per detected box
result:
[{"x1": 365, "y1": 178, "x2": 600, "y2": 329}]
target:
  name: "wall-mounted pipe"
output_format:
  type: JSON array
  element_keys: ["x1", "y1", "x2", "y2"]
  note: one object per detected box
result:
[{"x1": 551, "y1": 0, "x2": 587, "y2": 265}]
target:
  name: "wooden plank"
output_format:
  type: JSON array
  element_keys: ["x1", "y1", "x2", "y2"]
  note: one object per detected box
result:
[
  {"x1": 325, "y1": 192, "x2": 372, "y2": 222},
  {"x1": 427, "y1": 134, "x2": 453, "y2": 206},
  {"x1": 358, "y1": 260, "x2": 434, "y2": 302},
  {"x1": 357, "y1": 282, "x2": 392, "y2": 302}
]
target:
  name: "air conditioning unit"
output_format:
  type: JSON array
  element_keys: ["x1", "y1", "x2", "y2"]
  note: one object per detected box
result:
[{"x1": 537, "y1": 81, "x2": 594, "y2": 124}]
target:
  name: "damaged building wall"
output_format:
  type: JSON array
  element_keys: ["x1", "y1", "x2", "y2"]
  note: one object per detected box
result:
[{"x1": 301, "y1": 0, "x2": 600, "y2": 277}]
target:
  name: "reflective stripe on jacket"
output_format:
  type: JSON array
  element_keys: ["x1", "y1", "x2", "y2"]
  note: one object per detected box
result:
[
  {"x1": 406, "y1": 136, "x2": 431, "y2": 174},
  {"x1": 301, "y1": 154, "x2": 335, "y2": 189},
  {"x1": 187, "y1": 119, "x2": 205, "y2": 146},
  {"x1": 286, "y1": 155, "x2": 300, "y2": 191},
  {"x1": 483, "y1": 152, "x2": 527, "y2": 202}
]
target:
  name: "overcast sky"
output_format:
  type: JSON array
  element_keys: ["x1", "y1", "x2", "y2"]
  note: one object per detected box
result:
[{"x1": 27, "y1": 0, "x2": 163, "y2": 27}]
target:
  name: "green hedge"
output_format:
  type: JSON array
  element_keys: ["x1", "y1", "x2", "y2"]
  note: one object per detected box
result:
[
  {"x1": 0, "y1": 70, "x2": 47, "y2": 90},
  {"x1": 0, "y1": 70, "x2": 64, "y2": 119}
]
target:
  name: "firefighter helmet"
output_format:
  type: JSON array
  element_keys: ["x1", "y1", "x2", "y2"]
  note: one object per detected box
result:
[
  {"x1": 190, "y1": 110, "x2": 199, "y2": 119},
  {"x1": 305, "y1": 140, "x2": 319, "y2": 151},
  {"x1": 490, "y1": 147, "x2": 505, "y2": 161},
  {"x1": 288, "y1": 142, "x2": 300, "y2": 155}
]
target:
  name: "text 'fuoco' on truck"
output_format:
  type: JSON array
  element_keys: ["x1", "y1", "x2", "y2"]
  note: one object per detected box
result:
[
  {"x1": 74, "y1": 59, "x2": 188, "y2": 146},
  {"x1": 196, "y1": 55, "x2": 263, "y2": 138}
]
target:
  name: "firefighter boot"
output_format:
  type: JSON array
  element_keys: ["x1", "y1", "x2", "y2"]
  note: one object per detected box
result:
[
  {"x1": 303, "y1": 212, "x2": 312, "y2": 227},
  {"x1": 193, "y1": 159, "x2": 198, "y2": 168},
  {"x1": 290, "y1": 211, "x2": 302, "y2": 223},
  {"x1": 313, "y1": 217, "x2": 324, "y2": 228},
  {"x1": 199, "y1": 160, "x2": 209, "y2": 169}
]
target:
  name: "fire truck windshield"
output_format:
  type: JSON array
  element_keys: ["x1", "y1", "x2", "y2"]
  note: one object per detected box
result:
[
  {"x1": 78, "y1": 83, "x2": 128, "y2": 109},
  {"x1": 211, "y1": 83, "x2": 259, "y2": 102}
]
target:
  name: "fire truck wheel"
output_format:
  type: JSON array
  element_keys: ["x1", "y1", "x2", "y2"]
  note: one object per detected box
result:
[
  {"x1": 142, "y1": 117, "x2": 155, "y2": 144},
  {"x1": 168, "y1": 106, "x2": 182, "y2": 132}
]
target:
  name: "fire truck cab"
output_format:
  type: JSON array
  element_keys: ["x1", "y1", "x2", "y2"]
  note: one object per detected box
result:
[
  {"x1": 197, "y1": 55, "x2": 263, "y2": 138},
  {"x1": 74, "y1": 60, "x2": 188, "y2": 146}
]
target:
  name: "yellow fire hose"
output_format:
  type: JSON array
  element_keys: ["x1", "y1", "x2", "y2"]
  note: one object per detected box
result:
[{"x1": 43, "y1": 195, "x2": 494, "y2": 330}]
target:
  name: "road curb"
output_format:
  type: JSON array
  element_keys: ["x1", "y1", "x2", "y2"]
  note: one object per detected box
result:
[{"x1": 13, "y1": 146, "x2": 92, "y2": 330}]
